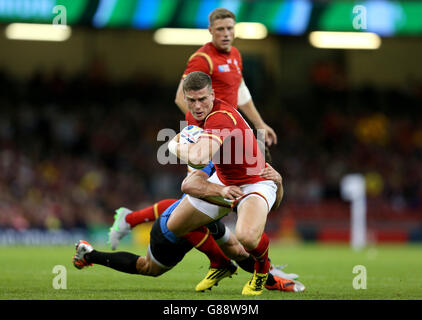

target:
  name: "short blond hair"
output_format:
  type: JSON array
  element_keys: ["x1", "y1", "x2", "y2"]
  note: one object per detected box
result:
[
  {"x1": 183, "y1": 71, "x2": 212, "y2": 93},
  {"x1": 208, "y1": 8, "x2": 235, "y2": 27}
]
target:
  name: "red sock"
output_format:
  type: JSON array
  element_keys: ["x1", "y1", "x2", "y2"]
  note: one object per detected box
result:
[
  {"x1": 125, "y1": 199, "x2": 178, "y2": 228},
  {"x1": 246, "y1": 232, "x2": 270, "y2": 274},
  {"x1": 183, "y1": 226, "x2": 231, "y2": 269}
]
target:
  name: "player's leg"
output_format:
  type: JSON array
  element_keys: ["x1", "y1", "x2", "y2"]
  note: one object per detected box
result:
[
  {"x1": 214, "y1": 225, "x2": 263, "y2": 274},
  {"x1": 108, "y1": 199, "x2": 179, "y2": 250},
  {"x1": 165, "y1": 195, "x2": 243, "y2": 291},
  {"x1": 216, "y1": 209, "x2": 296, "y2": 281},
  {"x1": 74, "y1": 216, "x2": 193, "y2": 278},
  {"x1": 186, "y1": 226, "x2": 238, "y2": 292},
  {"x1": 152, "y1": 213, "x2": 238, "y2": 291},
  {"x1": 166, "y1": 196, "x2": 216, "y2": 237},
  {"x1": 160, "y1": 198, "x2": 231, "y2": 269},
  {"x1": 126, "y1": 199, "x2": 178, "y2": 226},
  {"x1": 236, "y1": 196, "x2": 269, "y2": 259},
  {"x1": 108, "y1": 207, "x2": 133, "y2": 250},
  {"x1": 235, "y1": 195, "x2": 271, "y2": 295},
  {"x1": 161, "y1": 205, "x2": 237, "y2": 291},
  {"x1": 231, "y1": 179, "x2": 278, "y2": 295},
  {"x1": 209, "y1": 221, "x2": 249, "y2": 261},
  {"x1": 135, "y1": 253, "x2": 167, "y2": 276},
  {"x1": 211, "y1": 221, "x2": 304, "y2": 291},
  {"x1": 184, "y1": 225, "x2": 232, "y2": 269},
  {"x1": 107, "y1": 194, "x2": 236, "y2": 288},
  {"x1": 73, "y1": 240, "x2": 168, "y2": 276}
]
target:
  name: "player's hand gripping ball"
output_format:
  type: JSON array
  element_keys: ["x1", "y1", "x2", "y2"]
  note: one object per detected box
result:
[{"x1": 179, "y1": 125, "x2": 206, "y2": 169}]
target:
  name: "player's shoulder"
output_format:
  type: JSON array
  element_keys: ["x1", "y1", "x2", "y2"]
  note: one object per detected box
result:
[
  {"x1": 189, "y1": 42, "x2": 213, "y2": 58},
  {"x1": 230, "y1": 46, "x2": 242, "y2": 59},
  {"x1": 185, "y1": 43, "x2": 215, "y2": 74},
  {"x1": 205, "y1": 99, "x2": 238, "y2": 126},
  {"x1": 215, "y1": 98, "x2": 237, "y2": 113},
  {"x1": 230, "y1": 46, "x2": 241, "y2": 55},
  {"x1": 201, "y1": 42, "x2": 214, "y2": 52}
]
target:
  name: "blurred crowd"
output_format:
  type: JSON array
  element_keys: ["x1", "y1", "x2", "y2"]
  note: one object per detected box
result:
[{"x1": 0, "y1": 63, "x2": 421, "y2": 230}]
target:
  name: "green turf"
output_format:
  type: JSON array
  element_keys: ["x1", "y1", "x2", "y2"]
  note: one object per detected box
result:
[{"x1": 1, "y1": 242, "x2": 421, "y2": 300}]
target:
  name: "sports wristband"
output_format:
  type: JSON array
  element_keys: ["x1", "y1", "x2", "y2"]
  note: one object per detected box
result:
[{"x1": 168, "y1": 139, "x2": 179, "y2": 156}]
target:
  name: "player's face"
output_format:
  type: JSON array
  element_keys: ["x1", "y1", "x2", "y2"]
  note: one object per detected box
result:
[
  {"x1": 209, "y1": 18, "x2": 235, "y2": 52},
  {"x1": 185, "y1": 87, "x2": 214, "y2": 121}
]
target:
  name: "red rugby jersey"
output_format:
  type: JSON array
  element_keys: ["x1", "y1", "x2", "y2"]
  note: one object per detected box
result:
[
  {"x1": 183, "y1": 42, "x2": 243, "y2": 108},
  {"x1": 185, "y1": 98, "x2": 266, "y2": 186}
]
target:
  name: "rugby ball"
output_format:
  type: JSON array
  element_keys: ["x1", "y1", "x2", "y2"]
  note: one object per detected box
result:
[
  {"x1": 179, "y1": 125, "x2": 206, "y2": 170},
  {"x1": 179, "y1": 125, "x2": 203, "y2": 144}
]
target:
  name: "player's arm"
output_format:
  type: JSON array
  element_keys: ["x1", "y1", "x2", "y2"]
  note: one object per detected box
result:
[
  {"x1": 175, "y1": 54, "x2": 212, "y2": 115},
  {"x1": 169, "y1": 134, "x2": 221, "y2": 169},
  {"x1": 181, "y1": 170, "x2": 244, "y2": 200},
  {"x1": 175, "y1": 79, "x2": 188, "y2": 114},
  {"x1": 237, "y1": 78, "x2": 278, "y2": 147},
  {"x1": 260, "y1": 163, "x2": 284, "y2": 210}
]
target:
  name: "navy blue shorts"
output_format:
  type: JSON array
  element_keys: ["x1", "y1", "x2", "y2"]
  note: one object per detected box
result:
[{"x1": 149, "y1": 215, "x2": 193, "y2": 268}]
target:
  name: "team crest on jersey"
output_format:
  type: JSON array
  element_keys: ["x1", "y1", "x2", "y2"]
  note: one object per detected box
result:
[{"x1": 218, "y1": 64, "x2": 230, "y2": 72}]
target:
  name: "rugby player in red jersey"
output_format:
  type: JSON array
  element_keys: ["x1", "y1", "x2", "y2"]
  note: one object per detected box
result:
[{"x1": 167, "y1": 71, "x2": 279, "y2": 295}]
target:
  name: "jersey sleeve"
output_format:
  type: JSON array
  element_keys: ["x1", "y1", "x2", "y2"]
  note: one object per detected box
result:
[{"x1": 183, "y1": 53, "x2": 212, "y2": 78}]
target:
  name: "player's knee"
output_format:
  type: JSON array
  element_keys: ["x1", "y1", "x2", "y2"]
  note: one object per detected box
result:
[
  {"x1": 166, "y1": 218, "x2": 185, "y2": 237},
  {"x1": 135, "y1": 256, "x2": 147, "y2": 274},
  {"x1": 135, "y1": 256, "x2": 153, "y2": 275},
  {"x1": 136, "y1": 256, "x2": 163, "y2": 277}
]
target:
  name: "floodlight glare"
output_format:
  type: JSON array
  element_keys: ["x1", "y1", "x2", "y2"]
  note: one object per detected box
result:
[
  {"x1": 5, "y1": 23, "x2": 71, "y2": 42},
  {"x1": 153, "y1": 28, "x2": 211, "y2": 46},
  {"x1": 309, "y1": 31, "x2": 381, "y2": 49},
  {"x1": 154, "y1": 23, "x2": 268, "y2": 45},
  {"x1": 235, "y1": 23, "x2": 268, "y2": 39}
]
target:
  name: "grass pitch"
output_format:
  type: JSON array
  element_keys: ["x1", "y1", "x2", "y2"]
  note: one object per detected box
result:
[{"x1": 1, "y1": 242, "x2": 421, "y2": 300}]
